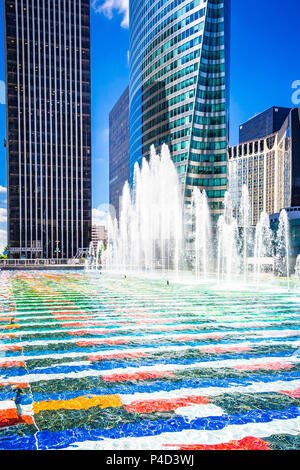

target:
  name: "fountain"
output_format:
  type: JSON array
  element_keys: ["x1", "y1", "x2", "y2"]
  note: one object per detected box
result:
[
  {"x1": 253, "y1": 212, "x2": 274, "y2": 284},
  {"x1": 295, "y1": 255, "x2": 300, "y2": 278},
  {"x1": 239, "y1": 185, "x2": 251, "y2": 281},
  {"x1": 276, "y1": 209, "x2": 290, "y2": 289},
  {"x1": 104, "y1": 144, "x2": 292, "y2": 286},
  {"x1": 192, "y1": 188, "x2": 211, "y2": 279},
  {"x1": 84, "y1": 241, "x2": 96, "y2": 271},
  {"x1": 217, "y1": 192, "x2": 239, "y2": 283},
  {"x1": 105, "y1": 144, "x2": 183, "y2": 275},
  {"x1": 95, "y1": 240, "x2": 104, "y2": 270}
]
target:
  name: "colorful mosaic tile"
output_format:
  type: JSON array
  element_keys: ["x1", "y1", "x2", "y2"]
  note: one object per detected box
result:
[{"x1": 0, "y1": 270, "x2": 300, "y2": 450}]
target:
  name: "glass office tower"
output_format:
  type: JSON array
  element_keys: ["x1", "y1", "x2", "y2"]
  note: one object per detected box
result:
[
  {"x1": 109, "y1": 86, "x2": 130, "y2": 219},
  {"x1": 129, "y1": 0, "x2": 230, "y2": 217},
  {"x1": 4, "y1": 0, "x2": 91, "y2": 259},
  {"x1": 239, "y1": 106, "x2": 291, "y2": 144}
]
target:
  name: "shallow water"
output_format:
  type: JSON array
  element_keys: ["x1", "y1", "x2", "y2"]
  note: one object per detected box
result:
[{"x1": 0, "y1": 270, "x2": 300, "y2": 450}]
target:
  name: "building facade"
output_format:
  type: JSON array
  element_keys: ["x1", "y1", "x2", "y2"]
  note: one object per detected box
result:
[
  {"x1": 91, "y1": 224, "x2": 108, "y2": 251},
  {"x1": 109, "y1": 86, "x2": 130, "y2": 219},
  {"x1": 129, "y1": 0, "x2": 231, "y2": 217},
  {"x1": 4, "y1": 0, "x2": 92, "y2": 259},
  {"x1": 239, "y1": 106, "x2": 291, "y2": 144},
  {"x1": 228, "y1": 108, "x2": 300, "y2": 226}
]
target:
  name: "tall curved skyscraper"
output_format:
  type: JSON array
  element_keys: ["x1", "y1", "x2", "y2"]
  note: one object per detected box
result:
[{"x1": 129, "y1": 0, "x2": 230, "y2": 217}]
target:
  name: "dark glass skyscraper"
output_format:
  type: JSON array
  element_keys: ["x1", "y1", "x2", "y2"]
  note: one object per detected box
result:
[
  {"x1": 4, "y1": 0, "x2": 91, "y2": 259},
  {"x1": 109, "y1": 86, "x2": 130, "y2": 219},
  {"x1": 239, "y1": 106, "x2": 291, "y2": 143},
  {"x1": 129, "y1": 0, "x2": 231, "y2": 217}
]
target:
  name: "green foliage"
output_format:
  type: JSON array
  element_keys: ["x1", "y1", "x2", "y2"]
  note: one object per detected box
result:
[{"x1": 0, "y1": 246, "x2": 8, "y2": 259}]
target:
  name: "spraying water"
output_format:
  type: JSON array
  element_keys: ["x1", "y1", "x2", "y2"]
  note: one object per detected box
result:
[
  {"x1": 103, "y1": 144, "x2": 293, "y2": 287},
  {"x1": 192, "y1": 188, "x2": 211, "y2": 279},
  {"x1": 240, "y1": 185, "x2": 251, "y2": 282},
  {"x1": 95, "y1": 241, "x2": 104, "y2": 270},
  {"x1": 105, "y1": 145, "x2": 183, "y2": 275},
  {"x1": 276, "y1": 209, "x2": 290, "y2": 289},
  {"x1": 217, "y1": 192, "x2": 239, "y2": 283},
  {"x1": 85, "y1": 242, "x2": 96, "y2": 271},
  {"x1": 253, "y1": 212, "x2": 274, "y2": 285},
  {"x1": 295, "y1": 255, "x2": 300, "y2": 278}
]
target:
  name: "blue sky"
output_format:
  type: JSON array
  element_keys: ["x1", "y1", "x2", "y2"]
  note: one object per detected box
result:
[{"x1": 0, "y1": 0, "x2": 300, "y2": 251}]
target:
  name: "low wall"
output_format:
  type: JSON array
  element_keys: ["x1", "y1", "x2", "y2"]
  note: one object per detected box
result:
[{"x1": 0, "y1": 265, "x2": 85, "y2": 271}]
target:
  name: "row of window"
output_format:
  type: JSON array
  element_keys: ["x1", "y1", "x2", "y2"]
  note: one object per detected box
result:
[
  {"x1": 192, "y1": 127, "x2": 226, "y2": 139},
  {"x1": 143, "y1": 74, "x2": 197, "y2": 103},
  {"x1": 143, "y1": 48, "x2": 200, "y2": 82},
  {"x1": 197, "y1": 88, "x2": 225, "y2": 100},
  {"x1": 143, "y1": 123, "x2": 191, "y2": 144},
  {"x1": 188, "y1": 164, "x2": 226, "y2": 175},
  {"x1": 144, "y1": 60, "x2": 198, "y2": 89},
  {"x1": 144, "y1": 103, "x2": 194, "y2": 129},
  {"x1": 186, "y1": 177, "x2": 227, "y2": 186},
  {"x1": 194, "y1": 114, "x2": 226, "y2": 126},
  {"x1": 143, "y1": 35, "x2": 202, "y2": 78},
  {"x1": 185, "y1": 188, "x2": 226, "y2": 199},
  {"x1": 195, "y1": 101, "x2": 226, "y2": 113},
  {"x1": 144, "y1": 20, "x2": 204, "y2": 67},
  {"x1": 173, "y1": 152, "x2": 188, "y2": 163},
  {"x1": 143, "y1": 113, "x2": 192, "y2": 134},
  {"x1": 189, "y1": 152, "x2": 227, "y2": 162},
  {"x1": 143, "y1": 87, "x2": 194, "y2": 114},
  {"x1": 131, "y1": 75, "x2": 196, "y2": 128},
  {"x1": 198, "y1": 61, "x2": 225, "y2": 74},
  {"x1": 190, "y1": 139, "x2": 227, "y2": 151},
  {"x1": 131, "y1": 1, "x2": 205, "y2": 70}
]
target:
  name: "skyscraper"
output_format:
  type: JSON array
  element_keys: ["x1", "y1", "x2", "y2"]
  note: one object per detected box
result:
[
  {"x1": 129, "y1": 0, "x2": 230, "y2": 217},
  {"x1": 4, "y1": 0, "x2": 91, "y2": 259},
  {"x1": 109, "y1": 86, "x2": 130, "y2": 219},
  {"x1": 228, "y1": 108, "x2": 300, "y2": 225},
  {"x1": 239, "y1": 106, "x2": 291, "y2": 143}
]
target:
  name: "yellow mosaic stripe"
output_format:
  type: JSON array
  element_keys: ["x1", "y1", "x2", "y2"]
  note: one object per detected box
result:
[{"x1": 33, "y1": 394, "x2": 123, "y2": 414}]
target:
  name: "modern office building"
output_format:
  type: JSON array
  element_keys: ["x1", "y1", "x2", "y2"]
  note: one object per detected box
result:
[
  {"x1": 239, "y1": 106, "x2": 291, "y2": 144},
  {"x1": 228, "y1": 108, "x2": 300, "y2": 226},
  {"x1": 129, "y1": 0, "x2": 231, "y2": 217},
  {"x1": 4, "y1": 0, "x2": 91, "y2": 259},
  {"x1": 109, "y1": 86, "x2": 130, "y2": 219},
  {"x1": 91, "y1": 224, "x2": 108, "y2": 251}
]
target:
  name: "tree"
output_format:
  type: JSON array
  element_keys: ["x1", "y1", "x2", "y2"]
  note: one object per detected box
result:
[{"x1": 0, "y1": 246, "x2": 8, "y2": 259}]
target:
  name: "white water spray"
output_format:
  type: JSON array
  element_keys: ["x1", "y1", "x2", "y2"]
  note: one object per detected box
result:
[{"x1": 104, "y1": 144, "x2": 293, "y2": 288}]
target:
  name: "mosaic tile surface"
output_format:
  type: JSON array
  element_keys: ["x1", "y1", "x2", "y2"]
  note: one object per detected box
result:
[{"x1": 0, "y1": 270, "x2": 300, "y2": 450}]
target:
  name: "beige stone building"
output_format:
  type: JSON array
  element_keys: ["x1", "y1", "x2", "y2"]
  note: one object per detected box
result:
[
  {"x1": 228, "y1": 108, "x2": 300, "y2": 226},
  {"x1": 91, "y1": 225, "x2": 108, "y2": 251}
]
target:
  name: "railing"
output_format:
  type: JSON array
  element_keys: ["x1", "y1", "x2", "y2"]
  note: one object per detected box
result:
[{"x1": 0, "y1": 258, "x2": 84, "y2": 267}]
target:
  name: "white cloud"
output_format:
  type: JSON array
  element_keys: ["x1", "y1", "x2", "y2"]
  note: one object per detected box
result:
[
  {"x1": 92, "y1": 203, "x2": 114, "y2": 228},
  {"x1": 0, "y1": 228, "x2": 7, "y2": 253},
  {"x1": 0, "y1": 80, "x2": 5, "y2": 105},
  {"x1": 0, "y1": 185, "x2": 7, "y2": 194},
  {"x1": 92, "y1": 207, "x2": 108, "y2": 228},
  {"x1": 92, "y1": 0, "x2": 129, "y2": 28},
  {"x1": 0, "y1": 208, "x2": 7, "y2": 224}
]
